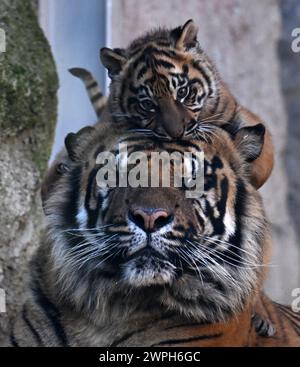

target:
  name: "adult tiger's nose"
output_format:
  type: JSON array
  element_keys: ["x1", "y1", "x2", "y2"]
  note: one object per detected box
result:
[{"x1": 129, "y1": 207, "x2": 173, "y2": 233}]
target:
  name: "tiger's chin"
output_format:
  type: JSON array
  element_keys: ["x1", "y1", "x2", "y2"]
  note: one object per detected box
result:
[{"x1": 121, "y1": 253, "x2": 177, "y2": 287}]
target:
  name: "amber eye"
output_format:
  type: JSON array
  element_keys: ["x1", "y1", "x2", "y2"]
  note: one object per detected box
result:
[
  {"x1": 139, "y1": 99, "x2": 156, "y2": 112},
  {"x1": 177, "y1": 86, "x2": 189, "y2": 100}
]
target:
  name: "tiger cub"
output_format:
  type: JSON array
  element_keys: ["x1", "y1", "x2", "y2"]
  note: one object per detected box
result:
[
  {"x1": 6, "y1": 123, "x2": 300, "y2": 346},
  {"x1": 98, "y1": 19, "x2": 273, "y2": 189}
]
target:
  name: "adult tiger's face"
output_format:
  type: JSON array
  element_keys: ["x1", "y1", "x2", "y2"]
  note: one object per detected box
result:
[
  {"x1": 101, "y1": 20, "x2": 222, "y2": 139},
  {"x1": 45, "y1": 124, "x2": 269, "y2": 324}
]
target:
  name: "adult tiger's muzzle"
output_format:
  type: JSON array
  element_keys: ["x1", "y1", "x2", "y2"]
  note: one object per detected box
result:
[{"x1": 104, "y1": 186, "x2": 195, "y2": 236}]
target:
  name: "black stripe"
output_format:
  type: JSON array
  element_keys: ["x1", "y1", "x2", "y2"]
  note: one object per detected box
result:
[
  {"x1": 224, "y1": 179, "x2": 246, "y2": 261},
  {"x1": 204, "y1": 200, "x2": 224, "y2": 236},
  {"x1": 87, "y1": 81, "x2": 98, "y2": 89},
  {"x1": 155, "y1": 41, "x2": 172, "y2": 47},
  {"x1": 189, "y1": 77, "x2": 205, "y2": 90},
  {"x1": 132, "y1": 47, "x2": 159, "y2": 69},
  {"x1": 210, "y1": 92, "x2": 221, "y2": 115},
  {"x1": 164, "y1": 322, "x2": 205, "y2": 330},
  {"x1": 192, "y1": 61, "x2": 213, "y2": 95},
  {"x1": 217, "y1": 176, "x2": 228, "y2": 218},
  {"x1": 110, "y1": 327, "x2": 149, "y2": 347},
  {"x1": 85, "y1": 168, "x2": 103, "y2": 228},
  {"x1": 10, "y1": 332, "x2": 19, "y2": 347},
  {"x1": 22, "y1": 305, "x2": 44, "y2": 346},
  {"x1": 127, "y1": 96, "x2": 139, "y2": 109},
  {"x1": 278, "y1": 305, "x2": 300, "y2": 326},
  {"x1": 194, "y1": 209, "x2": 205, "y2": 228},
  {"x1": 132, "y1": 47, "x2": 179, "y2": 70},
  {"x1": 171, "y1": 77, "x2": 177, "y2": 89},
  {"x1": 32, "y1": 283, "x2": 69, "y2": 347},
  {"x1": 278, "y1": 304, "x2": 300, "y2": 322},
  {"x1": 158, "y1": 49, "x2": 180, "y2": 59},
  {"x1": 63, "y1": 166, "x2": 82, "y2": 228},
  {"x1": 272, "y1": 303, "x2": 287, "y2": 344},
  {"x1": 91, "y1": 92, "x2": 103, "y2": 103},
  {"x1": 182, "y1": 64, "x2": 189, "y2": 74},
  {"x1": 279, "y1": 310, "x2": 300, "y2": 337},
  {"x1": 137, "y1": 65, "x2": 148, "y2": 80},
  {"x1": 96, "y1": 106, "x2": 104, "y2": 118},
  {"x1": 153, "y1": 59, "x2": 175, "y2": 70},
  {"x1": 150, "y1": 333, "x2": 222, "y2": 346},
  {"x1": 119, "y1": 78, "x2": 127, "y2": 114}
]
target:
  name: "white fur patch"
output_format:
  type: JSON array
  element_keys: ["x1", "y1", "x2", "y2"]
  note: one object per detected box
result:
[
  {"x1": 76, "y1": 205, "x2": 88, "y2": 228},
  {"x1": 224, "y1": 211, "x2": 236, "y2": 238},
  {"x1": 122, "y1": 257, "x2": 176, "y2": 287}
]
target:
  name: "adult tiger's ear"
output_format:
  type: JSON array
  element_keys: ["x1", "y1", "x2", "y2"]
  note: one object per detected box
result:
[
  {"x1": 65, "y1": 126, "x2": 96, "y2": 162},
  {"x1": 171, "y1": 19, "x2": 198, "y2": 50},
  {"x1": 233, "y1": 124, "x2": 266, "y2": 162},
  {"x1": 100, "y1": 47, "x2": 127, "y2": 79}
]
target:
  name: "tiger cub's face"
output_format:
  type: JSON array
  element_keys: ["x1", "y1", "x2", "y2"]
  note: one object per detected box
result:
[
  {"x1": 101, "y1": 20, "x2": 224, "y2": 139},
  {"x1": 45, "y1": 124, "x2": 268, "y2": 324}
]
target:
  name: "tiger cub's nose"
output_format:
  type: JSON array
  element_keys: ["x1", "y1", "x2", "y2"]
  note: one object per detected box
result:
[{"x1": 129, "y1": 207, "x2": 173, "y2": 233}]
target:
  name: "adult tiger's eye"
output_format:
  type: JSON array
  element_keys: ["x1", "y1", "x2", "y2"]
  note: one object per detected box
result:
[
  {"x1": 177, "y1": 86, "x2": 189, "y2": 100},
  {"x1": 139, "y1": 99, "x2": 156, "y2": 112}
]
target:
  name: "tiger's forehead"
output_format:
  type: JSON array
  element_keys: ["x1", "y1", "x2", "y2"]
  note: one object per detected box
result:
[
  {"x1": 128, "y1": 41, "x2": 186, "y2": 62},
  {"x1": 128, "y1": 42, "x2": 194, "y2": 78},
  {"x1": 124, "y1": 44, "x2": 213, "y2": 100},
  {"x1": 89, "y1": 134, "x2": 232, "y2": 170}
]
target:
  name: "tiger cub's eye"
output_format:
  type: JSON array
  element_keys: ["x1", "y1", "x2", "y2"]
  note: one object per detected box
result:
[
  {"x1": 177, "y1": 86, "x2": 189, "y2": 100},
  {"x1": 139, "y1": 99, "x2": 156, "y2": 112}
]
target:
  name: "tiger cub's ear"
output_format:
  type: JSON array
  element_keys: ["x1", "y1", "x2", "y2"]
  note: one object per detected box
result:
[
  {"x1": 100, "y1": 47, "x2": 127, "y2": 79},
  {"x1": 233, "y1": 124, "x2": 266, "y2": 163},
  {"x1": 65, "y1": 126, "x2": 96, "y2": 162},
  {"x1": 171, "y1": 19, "x2": 198, "y2": 50}
]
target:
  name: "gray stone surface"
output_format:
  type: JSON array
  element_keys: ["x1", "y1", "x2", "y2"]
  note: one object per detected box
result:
[
  {"x1": 111, "y1": 0, "x2": 300, "y2": 302},
  {"x1": 0, "y1": 0, "x2": 58, "y2": 337}
]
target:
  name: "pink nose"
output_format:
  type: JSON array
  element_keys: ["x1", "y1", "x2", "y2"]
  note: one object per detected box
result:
[{"x1": 129, "y1": 208, "x2": 172, "y2": 232}]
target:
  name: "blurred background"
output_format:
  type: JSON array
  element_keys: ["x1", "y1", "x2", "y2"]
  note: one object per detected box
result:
[{"x1": 0, "y1": 0, "x2": 299, "y2": 336}]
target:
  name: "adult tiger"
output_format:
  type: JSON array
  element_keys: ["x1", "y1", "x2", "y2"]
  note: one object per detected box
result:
[
  {"x1": 5, "y1": 122, "x2": 300, "y2": 347},
  {"x1": 100, "y1": 19, "x2": 273, "y2": 188}
]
